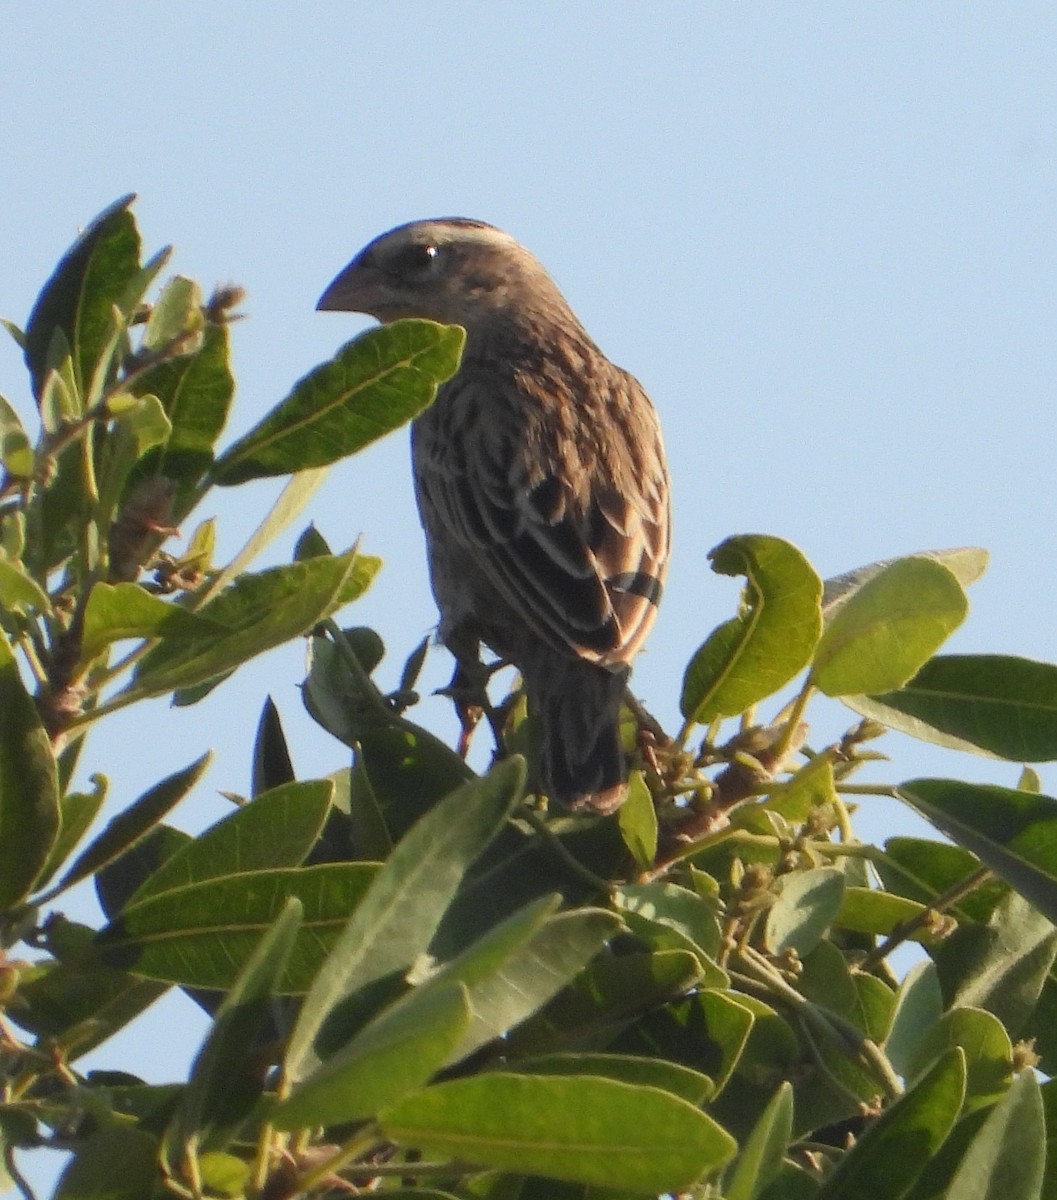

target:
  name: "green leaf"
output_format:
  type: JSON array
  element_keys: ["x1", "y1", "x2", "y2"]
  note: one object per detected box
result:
[
  {"x1": 821, "y1": 546, "x2": 988, "y2": 613},
  {"x1": 214, "y1": 320, "x2": 466, "y2": 483},
  {"x1": 945, "y1": 1070, "x2": 1045, "y2": 1199},
  {"x1": 614, "y1": 881, "x2": 723, "y2": 964},
  {"x1": 725, "y1": 1082, "x2": 793, "y2": 1200},
  {"x1": 885, "y1": 960, "x2": 945, "y2": 1077},
  {"x1": 129, "y1": 549, "x2": 380, "y2": 697},
  {"x1": 878, "y1": 835, "x2": 1007, "y2": 923},
  {"x1": 847, "y1": 655, "x2": 1057, "y2": 761},
  {"x1": 53, "y1": 1125, "x2": 159, "y2": 1200},
  {"x1": 380, "y1": 1074, "x2": 736, "y2": 1194},
  {"x1": 130, "y1": 778, "x2": 333, "y2": 902},
  {"x1": 933, "y1": 890, "x2": 1057, "y2": 1037},
  {"x1": 0, "y1": 558, "x2": 51, "y2": 614},
  {"x1": 252, "y1": 696, "x2": 295, "y2": 797},
  {"x1": 53, "y1": 751, "x2": 212, "y2": 897},
  {"x1": 432, "y1": 904, "x2": 623, "y2": 1064},
  {"x1": 97, "y1": 862, "x2": 378, "y2": 991},
  {"x1": 24, "y1": 194, "x2": 143, "y2": 400},
  {"x1": 508, "y1": 950, "x2": 705, "y2": 1056},
  {"x1": 274, "y1": 981, "x2": 471, "y2": 1128},
  {"x1": 11, "y1": 918, "x2": 167, "y2": 1058},
  {"x1": 510, "y1": 1052, "x2": 712, "y2": 1105},
  {"x1": 79, "y1": 581, "x2": 225, "y2": 662},
  {"x1": 908, "y1": 1007, "x2": 1013, "y2": 1112},
  {"x1": 284, "y1": 757, "x2": 525, "y2": 1082},
  {"x1": 680, "y1": 534, "x2": 822, "y2": 723},
  {"x1": 194, "y1": 468, "x2": 328, "y2": 606},
  {"x1": 812, "y1": 557, "x2": 968, "y2": 696},
  {"x1": 34, "y1": 775, "x2": 108, "y2": 892},
  {"x1": 0, "y1": 393, "x2": 33, "y2": 477},
  {"x1": 115, "y1": 391, "x2": 172, "y2": 457},
  {"x1": 764, "y1": 867, "x2": 845, "y2": 956},
  {"x1": 814, "y1": 1048, "x2": 966, "y2": 1200},
  {"x1": 129, "y1": 322, "x2": 235, "y2": 508},
  {"x1": 616, "y1": 771, "x2": 657, "y2": 869},
  {"x1": 143, "y1": 275, "x2": 203, "y2": 352},
  {"x1": 0, "y1": 628, "x2": 60, "y2": 907},
  {"x1": 896, "y1": 778, "x2": 1057, "y2": 926},
  {"x1": 168, "y1": 897, "x2": 302, "y2": 1154},
  {"x1": 835, "y1": 886, "x2": 941, "y2": 942},
  {"x1": 759, "y1": 754, "x2": 838, "y2": 822}
]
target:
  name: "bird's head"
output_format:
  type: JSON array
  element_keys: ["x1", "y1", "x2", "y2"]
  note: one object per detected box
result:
[{"x1": 317, "y1": 218, "x2": 570, "y2": 332}]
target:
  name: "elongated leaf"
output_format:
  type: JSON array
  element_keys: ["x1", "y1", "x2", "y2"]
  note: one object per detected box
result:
[
  {"x1": 252, "y1": 696, "x2": 295, "y2": 796},
  {"x1": 96, "y1": 862, "x2": 378, "y2": 991},
  {"x1": 34, "y1": 775, "x2": 108, "y2": 891},
  {"x1": 138, "y1": 322, "x2": 233, "y2": 465},
  {"x1": 614, "y1": 882, "x2": 722, "y2": 959},
  {"x1": 168, "y1": 897, "x2": 302, "y2": 1154},
  {"x1": 55, "y1": 751, "x2": 212, "y2": 896},
  {"x1": 214, "y1": 320, "x2": 466, "y2": 483},
  {"x1": 822, "y1": 547, "x2": 988, "y2": 613},
  {"x1": 381, "y1": 1073, "x2": 736, "y2": 1193},
  {"x1": 511, "y1": 1052, "x2": 712, "y2": 1105},
  {"x1": 0, "y1": 559, "x2": 50, "y2": 615},
  {"x1": 53, "y1": 1125, "x2": 159, "y2": 1200},
  {"x1": 725, "y1": 1082, "x2": 793, "y2": 1200},
  {"x1": 11, "y1": 918, "x2": 167, "y2": 1058},
  {"x1": 130, "y1": 778, "x2": 333, "y2": 902},
  {"x1": 848, "y1": 654, "x2": 1057, "y2": 761},
  {"x1": 836, "y1": 886, "x2": 941, "y2": 942},
  {"x1": 945, "y1": 1069, "x2": 1044, "y2": 1199},
  {"x1": 617, "y1": 771, "x2": 658, "y2": 870},
  {"x1": 812, "y1": 557, "x2": 967, "y2": 696},
  {"x1": 80, "y1": 581, "x2": 225, "y2": 662},
  {"x1": 439, "y1": 906, "x2": 623, "y2": 1063},
  {"x1": 129, "y1": 549, "x2": 379, "y2": 697},
  {"x1": 144, "y1": 275, "x2": 203, "y2": 351},
  {"x1": 507, "y1": 949, "x2": 705, "y2": 1057},
  {"x1": 885, "y1": 960, "x2": 945, "y2": 1077},
  {"x1": 0, "y1": 393, "x2": 33, "y2": 476},
  {"x1": 274, "y1": 982, "x2": 471, "y2": 1128},
  {"x1": 764, "y1": 867, "x2": 845, "y2": 956},
  {"x1": 0, "y1": 628, "x2": 60, "y2": 907},
  {"x1": 24, "y1": 194, "x2": 142, "y2": 400},
  {"x1": 908, "y1": 1007, "x2": 1013, "y2": 1112},
  {"x1": 195, "y1": 468, "x2": 328, "y2": 606},
  {"x1": 934, "y1": 890, "x2": 1057, "y2": 1037},
  {"x1": 815, "y1": 1048, "x2": 966, "y2": 1200},
  {"x1": 284, "y1": 757, "x2": 525, "y2": 1082},
  {"x1": 897, "y1": 778, "x2": 1057, "y2": 926},
  {"x1": 680, "y1": 534, "x2": 822, "y2": 723}
]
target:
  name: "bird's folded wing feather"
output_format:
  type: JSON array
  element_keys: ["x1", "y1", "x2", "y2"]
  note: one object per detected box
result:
[{"x1": 415, "y1": 377, "x2": 668, "y2": 667}]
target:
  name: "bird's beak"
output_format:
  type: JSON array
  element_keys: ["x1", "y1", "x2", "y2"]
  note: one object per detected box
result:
[{"x1": 316, "y1": 257, "x2": 379, "y2": 314}]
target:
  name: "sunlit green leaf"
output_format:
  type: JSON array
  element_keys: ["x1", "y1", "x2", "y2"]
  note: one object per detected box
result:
[
  {"x1": 214, "y1": 320, "x2": 465, "y2": 483},
  {"x1": 849, "y1": 654, "x2": 1057, "y2": 761},
  {"x1": 0, "y1": 628, "x2": 60, "y2": 907},
  {"x1": 681, "y1": 534, "x2": 822, "y2": 723},
  {"x1": 380, "y1": 1074, "x2": 736, "y2": 1194},
  {"x1": 812, "y1": 557, "x2": 967, "y2": 697}
]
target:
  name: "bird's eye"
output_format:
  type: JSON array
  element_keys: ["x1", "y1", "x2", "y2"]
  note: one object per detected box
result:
[{"x1": 391, "y1": 242, "x2": 442, "y2": 280}]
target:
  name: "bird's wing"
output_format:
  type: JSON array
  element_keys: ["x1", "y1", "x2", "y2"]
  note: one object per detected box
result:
[{"x1": 415, "y1": 372, "x2": 669, "y2": 667}]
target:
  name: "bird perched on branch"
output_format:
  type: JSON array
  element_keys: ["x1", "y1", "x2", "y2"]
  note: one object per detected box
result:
[{"x1": 318, "y1": 219, "x2": 669, "y2": 813}]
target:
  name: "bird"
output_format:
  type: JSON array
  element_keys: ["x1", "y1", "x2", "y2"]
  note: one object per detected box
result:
[{"x1": 317, "y1": 218, "x2": 669, "y2": 813}]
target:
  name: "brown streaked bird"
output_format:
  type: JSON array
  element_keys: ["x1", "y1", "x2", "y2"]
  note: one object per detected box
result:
[{"x1": 318, "y1": 219, "x2": 670, "y2": 813}]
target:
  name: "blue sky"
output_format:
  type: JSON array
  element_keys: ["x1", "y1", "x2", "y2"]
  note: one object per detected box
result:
[{"x1": 2, "y1": 4, "x2": 1055, "y2": 1182}]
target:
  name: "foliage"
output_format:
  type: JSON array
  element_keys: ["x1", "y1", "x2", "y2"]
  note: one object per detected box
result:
[{"x1": 2, "y1": 199, "x2": 1057, "y2": 1199}]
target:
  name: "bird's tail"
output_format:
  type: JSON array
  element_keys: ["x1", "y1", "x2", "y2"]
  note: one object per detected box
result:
[{"x1": 526, "y1": 656, "x2": 630, "y2": 814}]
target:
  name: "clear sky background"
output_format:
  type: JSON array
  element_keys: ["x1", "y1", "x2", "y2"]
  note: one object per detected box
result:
[{"x1": 2, "y1": 5, "x2": 1056, "y2": 1188}]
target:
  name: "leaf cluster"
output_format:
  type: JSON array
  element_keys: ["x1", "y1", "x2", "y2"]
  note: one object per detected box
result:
[{"x1": 2, "y1": 199, "x2": 1057, "y2": 1200}]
